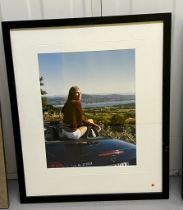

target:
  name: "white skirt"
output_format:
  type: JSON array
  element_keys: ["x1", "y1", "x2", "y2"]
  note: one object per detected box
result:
[{"x1": 62, "y1": 129, "x2": 82, "y2": 140}]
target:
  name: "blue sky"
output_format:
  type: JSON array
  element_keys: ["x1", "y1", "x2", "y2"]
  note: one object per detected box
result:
[{"x1": 38, "y1": 49, "x2": 135, "y2": 96}]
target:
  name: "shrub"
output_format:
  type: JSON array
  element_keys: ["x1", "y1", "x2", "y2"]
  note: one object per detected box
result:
[
  {"x1": 110, "y1": 114, "x2": 125, "y2": 125},
  {"x1": 125, "y1": 118, "x2": 135, "y2": 124}
]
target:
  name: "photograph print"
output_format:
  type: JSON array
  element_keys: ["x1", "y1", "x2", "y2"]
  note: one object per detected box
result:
[{"x1": 38, "y1": 49, "x2": 136, "y2": 168}]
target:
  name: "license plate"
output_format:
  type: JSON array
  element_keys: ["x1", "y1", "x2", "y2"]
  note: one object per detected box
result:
[
  {"x1": 71, "y1": 162, "x2": 93, "y2": 167},
  {"x1": 113, "y1": 162, "x2": 129, "y2": 166}
]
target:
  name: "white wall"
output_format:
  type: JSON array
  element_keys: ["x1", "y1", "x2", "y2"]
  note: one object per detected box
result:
[{"x1": 0, "y1": 0, "x2": 182, "y2": 178}]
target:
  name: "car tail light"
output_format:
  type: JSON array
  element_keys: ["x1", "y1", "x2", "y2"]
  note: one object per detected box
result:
[
  {"x1": 98, "y1": 150, "x2": 124, "y2": 157},
  {"x1": 48, "y1": 161, "x2": 64, "y2": 168}
]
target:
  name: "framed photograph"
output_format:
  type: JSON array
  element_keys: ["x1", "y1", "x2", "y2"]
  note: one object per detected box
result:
[
  {"x1": 2, "y1": 13, "x2": 171, "y2": 202},
  {"x1": 0, "y1": 111, "x2": 9, "y2": 208}
]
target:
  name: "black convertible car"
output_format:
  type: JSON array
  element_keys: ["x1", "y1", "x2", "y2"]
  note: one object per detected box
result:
[{"x1": 45, "y1": 122, "x2": 136, "y2": 168}]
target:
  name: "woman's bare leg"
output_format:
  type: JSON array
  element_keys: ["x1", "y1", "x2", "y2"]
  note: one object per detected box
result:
[
  {"x1": 87, "y1": 119, "x2": 101, "y2": 132},
  {"x1": 87, "y1": 119, "x2": 94, "y2": 124},
  {"x1": 79, "y1": 126, "x2": 87, "y2": 136}
]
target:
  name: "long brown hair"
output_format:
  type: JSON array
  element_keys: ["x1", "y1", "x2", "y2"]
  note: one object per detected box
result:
[{"x1": 67, "y1": 86, "x2": 81, "y2": 102}]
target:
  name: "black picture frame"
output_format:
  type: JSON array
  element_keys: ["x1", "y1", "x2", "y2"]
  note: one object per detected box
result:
[{"x1": 2, "y1": 13, "x2": 171, "y2": 203}]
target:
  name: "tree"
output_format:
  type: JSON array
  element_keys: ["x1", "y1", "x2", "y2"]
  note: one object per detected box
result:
[
  {"x1": 40, "y1": 76, "x2": 47, "y2": 95},
  {"x1": 40, "y1": 76, "x2": 48, "y2": 107}
]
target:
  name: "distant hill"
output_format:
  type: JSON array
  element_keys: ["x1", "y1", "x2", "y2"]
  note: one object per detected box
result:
[
  {"x1": 47, "y1": 94, "x2": 135, "y2": 106},
  {"x1": 81, "y1": 94, "x2": 135, "y2": 103}
]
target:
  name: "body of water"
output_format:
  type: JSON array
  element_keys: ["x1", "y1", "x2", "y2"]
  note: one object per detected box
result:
[{"x1": 54, "y1": 100, "x2": 135, "y2": 108}]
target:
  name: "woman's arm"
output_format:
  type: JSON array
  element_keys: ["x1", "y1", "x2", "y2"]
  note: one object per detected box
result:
[{"x1": 75, "y1": 101, "x2": 101, "y2": 131}]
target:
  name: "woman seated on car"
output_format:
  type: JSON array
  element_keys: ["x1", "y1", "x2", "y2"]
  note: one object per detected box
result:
[{"x1": 61, "y1": 86, "x2": 101, "y2": 140}]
